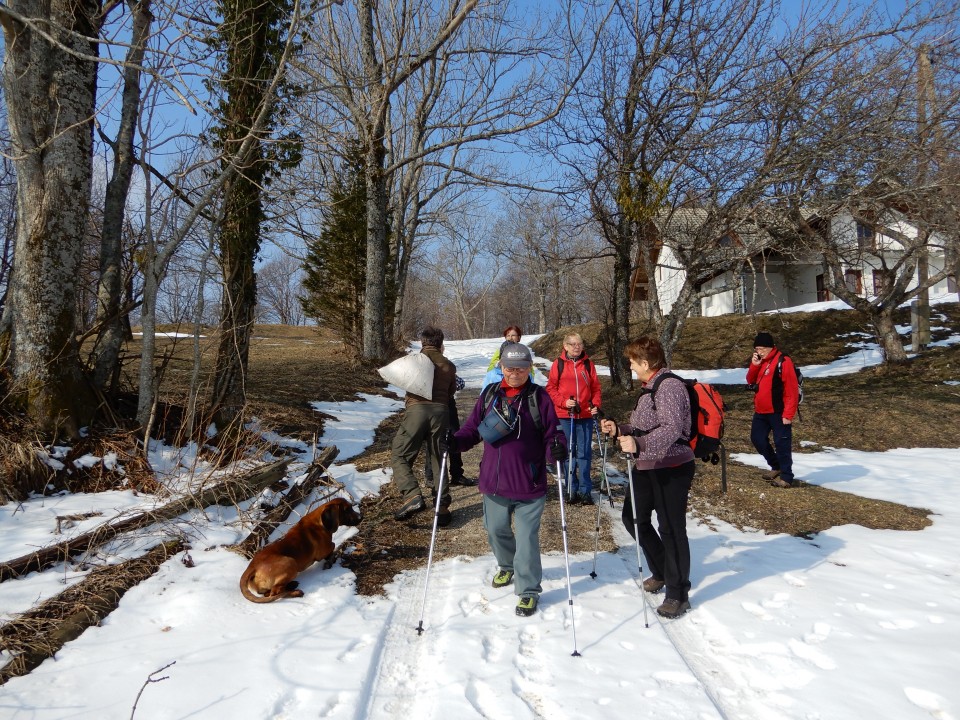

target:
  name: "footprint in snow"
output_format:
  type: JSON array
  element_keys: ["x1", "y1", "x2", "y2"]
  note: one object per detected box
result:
[
  {"x1": 741, "y1": 601, "x2": 774, "y2": 621},
  {"x1": 481, "y1": 633, "x2": 505, "y2": 662},
  {"x1": 458, "y1": 591, "x2": 491, "y2": 617},
  {"x1": 788, "y1": 637, "x2": 837, "y2": 670},
  {"x1": 878, "y1": 618, "x2": 918, "y2": 630},
  {"x1": 802, "y1": 622, "x2": 831, "y2": 644},
  {"x1": 904, "y1": 686, "x2": 954, "y2": 719},
  {"x1": 782, "y1": 572, "x2": 806, "y2": 587},
  {"x1": 337, "y1": 635, "x2": 371, "y2": 662},
  {"x1": 464, "y1": 676, "x2": 501, "y2": 717}
]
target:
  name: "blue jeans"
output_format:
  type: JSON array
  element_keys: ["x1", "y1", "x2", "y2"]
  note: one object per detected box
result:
[
  {"x1": 750, "y1": 412, "x2": 793, "y2": 482},
  {"x1": 561, "y1": 417, "x2": 594, "y2": 495}
]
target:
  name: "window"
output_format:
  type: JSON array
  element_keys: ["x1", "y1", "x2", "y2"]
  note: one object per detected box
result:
[
  {"x1": 844, "y1": 269, "x2": 863, "y2": 294},
  {"x1": 816, "y1": 274, "x2": 830, "y2": 302},
  {"x1": 856, "y1": 222, "x2": 875, "y2": 251},
  {"x1": 873, "y1": 268, "x2": 894, "y2": 297}
]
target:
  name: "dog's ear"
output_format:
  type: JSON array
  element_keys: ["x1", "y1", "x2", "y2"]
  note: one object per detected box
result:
[{"x1": 321, "y1": 504, "x2": 339, "y2": 533}]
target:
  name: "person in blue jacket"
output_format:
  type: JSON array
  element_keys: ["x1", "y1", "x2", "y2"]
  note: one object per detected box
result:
[{"x1": 449, "y1": 342, "x2": 566, "y2": 617}]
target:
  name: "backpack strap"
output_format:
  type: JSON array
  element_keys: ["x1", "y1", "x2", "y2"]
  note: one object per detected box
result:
[
  {"x1": 636, "y1": 371, "x2": 692, "y2": 446},
  {"x1": 556, "y1": 355, "x2": 591, "y2": 380},
  {"x1": 480, "y1": 381, "x2": 544, "y2": 436}
]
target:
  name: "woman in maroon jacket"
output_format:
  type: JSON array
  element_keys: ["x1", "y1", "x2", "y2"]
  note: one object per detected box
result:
[
  {"x1": 746, "y1": 332, "x2": 800, "y2": 488},
  {"x1": 600, "y1": 337, "x2": 695, "y2": 619}
]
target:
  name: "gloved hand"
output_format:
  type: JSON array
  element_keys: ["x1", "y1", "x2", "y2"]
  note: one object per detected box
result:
[
  {"x1": 439, "y1": 429, "x2": 455, "y2": 455},
  {"x1": 550, "y1": 437, "x2": 567, "y2": 462}
]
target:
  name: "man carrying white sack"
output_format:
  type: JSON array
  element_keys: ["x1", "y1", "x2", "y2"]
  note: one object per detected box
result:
[{"x1": 390, "y1": 325, "x2": 458, "y2": 525}]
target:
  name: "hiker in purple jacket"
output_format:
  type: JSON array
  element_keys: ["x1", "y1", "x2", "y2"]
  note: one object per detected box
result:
[
  {"x1": 600, "y1": 336, "x2": 695, "y2": 619},
  {"x1": 449, "y1": 342, "x2": 566, "y2": 617}
]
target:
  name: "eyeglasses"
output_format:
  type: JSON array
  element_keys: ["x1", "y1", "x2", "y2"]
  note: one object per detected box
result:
[
  {"x1": 564, "y1": 342, "x2": 583, "y2": 348},
  {"x1": 503, "y1": 366, "x2": 530, "y2": 373}
]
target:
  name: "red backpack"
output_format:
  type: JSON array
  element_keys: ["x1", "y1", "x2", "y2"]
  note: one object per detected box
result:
[{"x1": 643, "y1": 372, "x2": 728, "y2": 490}]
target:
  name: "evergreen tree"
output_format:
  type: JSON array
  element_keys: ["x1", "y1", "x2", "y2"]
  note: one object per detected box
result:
[{"x1": 301, "y1": 146, "x2": 375, "y2": 354}]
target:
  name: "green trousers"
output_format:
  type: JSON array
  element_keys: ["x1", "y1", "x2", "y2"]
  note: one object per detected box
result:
[
  {"x1": 482, "y1": 494, "x2": 545, "y2": 598},
  {"x1": 391, "y1": 402, "x2": 450, "y2": 503}
]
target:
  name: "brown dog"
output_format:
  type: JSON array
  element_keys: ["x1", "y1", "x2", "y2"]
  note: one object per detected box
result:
[{"x1": 239, "y1": 497, "x2": 361, "y2": 603}]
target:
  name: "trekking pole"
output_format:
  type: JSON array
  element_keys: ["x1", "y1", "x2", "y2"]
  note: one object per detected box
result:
[
  {"x1": 592, "y1": 407, "x2": 613, "y2": 506},
  {"x1": 567, "y1": 399, "x2": 577, "y2": 501},
  {"x1": 415, "y1": 449, "x2": 449, "y2": 635},
  {"x1": 625, "y1": 454, "x2": 649, "y2": 629},
  {"x1": 552, "y1": 441, "x2": 581, "y2": 657},
  {"x1": 588, "y1": 415, "x2": 607, "y2": 579}
]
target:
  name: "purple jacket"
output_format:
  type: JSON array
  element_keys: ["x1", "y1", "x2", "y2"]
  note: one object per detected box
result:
[
  {"x1": 454, "y1": 381, "x2": 565, "y2": 500},
  {"x1": 617, "y1": 368, "x2": 695, "y2": 471}
]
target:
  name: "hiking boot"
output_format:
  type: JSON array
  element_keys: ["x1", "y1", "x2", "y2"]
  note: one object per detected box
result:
[
  {"x1": 642, "y1": 576, "x2": 665, "y2": 593},
  {"x1": 516, "y1": 596, "x2": 538, "y2": 617},
  {"x1": 656, "y1": 598, "x2": 691, "y2": 618},
  {"x1": 579, "y1": 492, "x2": 595, "y2": 506},
  {"x1": 770, "y1": 478, "x2": 798, "y2": 489},
  {"x1": 437, "y1": 503, "x2": 452, "y2": 527},
  {"x1": 760, "y1": 469, "x2": 780, "y2": 481},
  {"x1": 393, "y1": 494, "x2": 426, "y2": 520},
  {"x1": 492, "y1": 569, "x2": 514, "y2": 588},
  {"x1": 450, "y1": 476, "x2": 477, "y2": 487}
]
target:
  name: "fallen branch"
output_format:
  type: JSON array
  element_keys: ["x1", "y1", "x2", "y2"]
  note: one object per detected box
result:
[
  {"x1": 230, "y1": 446, "x2": 340, "y2": 558},
  {"x1": 0, "y1": 540, "x2": 185, "y2": 685},
  {"x1": 0, "y1": 459, "x2": 291, "y2": 582}
]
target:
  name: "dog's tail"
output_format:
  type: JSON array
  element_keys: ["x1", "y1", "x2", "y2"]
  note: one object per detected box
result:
[{"x1": 240, "y1": 564, "x2": 284, "y2": 603}]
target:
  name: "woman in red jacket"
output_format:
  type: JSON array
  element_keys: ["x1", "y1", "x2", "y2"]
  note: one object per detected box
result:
[
  {"x1": 546, "y1": 333, "x2": 602, "y2": 504},
  {"x1": 746, "y1": 332, "x2": 800, "y2": 488}
]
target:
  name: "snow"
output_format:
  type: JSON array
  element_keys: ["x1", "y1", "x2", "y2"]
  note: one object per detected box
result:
[{"x1": 2, "y1": 305, "x2": 959, "y2": 719}]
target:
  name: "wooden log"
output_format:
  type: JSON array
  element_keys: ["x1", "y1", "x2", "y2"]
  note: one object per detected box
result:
[
  {"x1": 0, "y1": 458, "x2": 291, "y2": 582},
  {"x1": 230, "y1": 445, "x2": 341, "y2": 559},
  {"x1": 0, "y1": 539, "x2": 184, "y2": 685}
]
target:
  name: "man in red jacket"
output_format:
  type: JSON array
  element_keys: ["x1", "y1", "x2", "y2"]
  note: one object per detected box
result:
[
  {"x1": 547, "y1": 333, "x2": 602, "y2": 504},
  {"x1": 746, "y1": 332, "x2": 800, "y2": 488}
]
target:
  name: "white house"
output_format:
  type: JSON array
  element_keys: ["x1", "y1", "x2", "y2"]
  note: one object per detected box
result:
[{"x1": 635, "y1": 207, "x2": 955, "y2": 317}]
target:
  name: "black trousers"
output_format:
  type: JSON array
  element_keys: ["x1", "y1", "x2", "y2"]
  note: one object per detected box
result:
[{"x1": 621, "y1": 461, "x2": 695, "y2": 602}]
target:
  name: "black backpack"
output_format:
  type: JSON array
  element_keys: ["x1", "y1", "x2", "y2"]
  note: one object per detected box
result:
[
  {"x1": 772, "y1": 355, "x2": 804, "y2": 413},
  {"x1": 555, "y1": 355, "x2": 592, "y2": 380},
  {"x1": 478, "y1": 381, "x2": 545, "y2": 436}
]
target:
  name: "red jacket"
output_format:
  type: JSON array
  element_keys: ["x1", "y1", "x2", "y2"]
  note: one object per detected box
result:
[
  {"x1": 547, "y1": 353, "x2": 602, "y2": 420},
  {"x1": 746, "y1": 348, "x2": 799, "y2": 421}
]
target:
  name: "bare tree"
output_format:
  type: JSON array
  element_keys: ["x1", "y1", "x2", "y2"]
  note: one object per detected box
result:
[
  {"x1": 294, "y1": 0, "x2": 594, "y2": 359},
  {"x1": 748, "y1": 2, "x2": 960, "y2": 363},
  {"x1": 547, "y1": 0, "x2": 774, "y2": 381},
  {"x1": 257, "y1": 254, "x2": 304, "y2": 325},
  {"x1": 421, "y1": 211, "x2": 503, "y2": 339}
]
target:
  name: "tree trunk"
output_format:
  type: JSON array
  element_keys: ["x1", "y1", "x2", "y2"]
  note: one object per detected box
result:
[
  {"x1": 871, "y1": 308, "x2": 909, "y2": 364},
  {"x1": 210, "y1": 168, "x2": 261, "y2": 428},
  {"x1": 1, "y1": 0, "x2": 101, "y2": 438},
  {"x1": 359, "y1": 0, "x2": 389, "y2": 361},
  {"x1": 91, "y1": 0, "x2": 151, "y2": 394}
]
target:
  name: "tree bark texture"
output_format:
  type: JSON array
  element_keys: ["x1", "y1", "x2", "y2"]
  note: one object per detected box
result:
[
  {"x1": 91, "y1": 0, "x2": 152, "y2": 394},
  {"x1": 209, "y1": 0, "x2": 282, "y2": 426},
  {"x1": 1, "y1": 0, "x2": 101, "y2": 438}
]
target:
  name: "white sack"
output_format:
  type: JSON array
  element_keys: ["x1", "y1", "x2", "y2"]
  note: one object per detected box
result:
[{"x1": 378, "y1": 353, "x2": 435, "y2": 399}]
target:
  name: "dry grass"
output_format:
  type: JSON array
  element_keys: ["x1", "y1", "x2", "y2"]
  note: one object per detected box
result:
[{"x1": 4, "y1": 303, "x2": 958, "y2": 595}]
